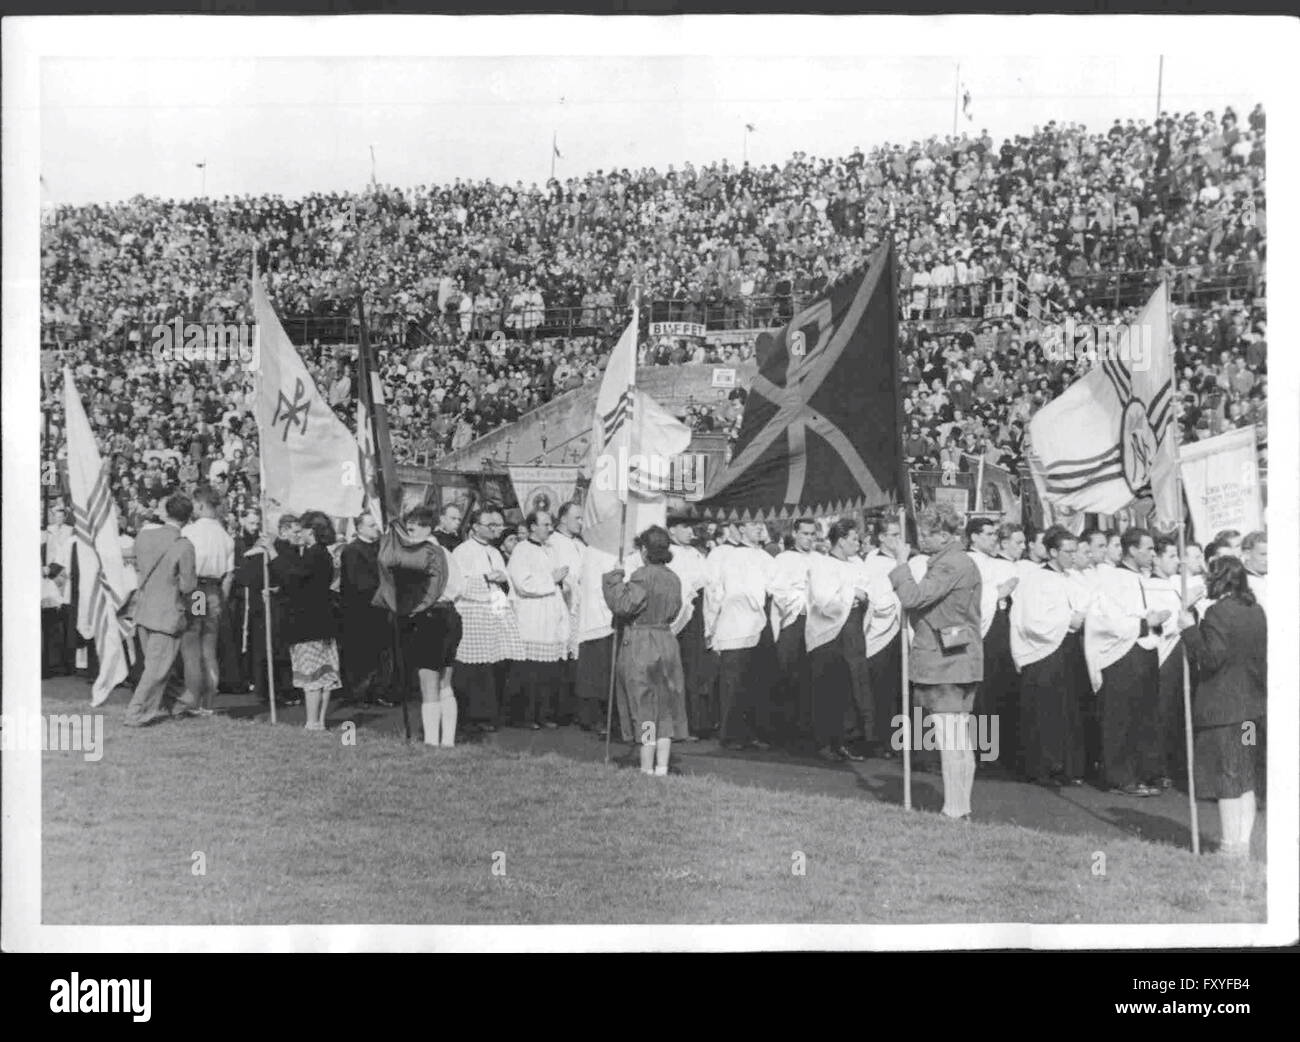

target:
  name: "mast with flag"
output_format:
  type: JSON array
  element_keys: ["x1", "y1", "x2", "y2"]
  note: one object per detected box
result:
[
  {"x1": 582, "y1": 286, "x2": 692, "y2": 761},
  {"x1": 62, "y1": 367, "x2": 135, "y2": 706}
]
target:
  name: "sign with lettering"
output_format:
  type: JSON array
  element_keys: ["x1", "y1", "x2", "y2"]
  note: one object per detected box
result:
[{"x1": 649, "y1": 322, "x2": 707, "y2": 338}]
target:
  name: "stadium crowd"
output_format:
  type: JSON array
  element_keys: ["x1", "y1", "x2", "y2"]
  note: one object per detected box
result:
[
  {"x1": 38, "y1": 100, "x2": 1269, "y2": 855},
  {"x1": 40, "y1": 103, "x2": 1266, "y2": 534}
]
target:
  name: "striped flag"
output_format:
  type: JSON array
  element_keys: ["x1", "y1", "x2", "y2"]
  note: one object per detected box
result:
[
  {"x1": 1027, "y1": 283, "x2": 1179, "y2": 526},
  {"x1": 63, "y1": 368, "x2": 134, "y2": 706},
  {"x1": 582, "y1": 309, "x2": 692, "y2": 556}
]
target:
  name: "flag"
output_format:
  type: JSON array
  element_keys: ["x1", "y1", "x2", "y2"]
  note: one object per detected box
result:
[
  {"x1": 553, "y1": 134, "x2": 563, "y2": 160},
  {"x1": 251, "y1": 275, "x2": 364, "y2": 522},
  {"x1": 962, "y1": 88, "x2": 973, "y2": 121},
  {"x1": 694, "y1": 242, "x2": 906, "y2": 521},
  {"x1": 63, "y1": 368, "x2": 134, "y2": 706},
  {"x1": 1178, "y1": 427, "x2": 1262, "y2": 541},
  {"x1": 355, "y1": 296, "x2": 400, "y2": 527},
  {"x1": 745, "y1": 122, "x2": 757, "y2": 132},
  {"x1": 582, "y1": 311, "x2": 691, "y2": 556},
  {"x1": 1027, "y1": 283, "x2": 1178, "y2": 526}
]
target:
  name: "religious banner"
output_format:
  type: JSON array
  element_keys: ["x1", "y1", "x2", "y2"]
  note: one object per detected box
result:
[
  {"x1": 508, "y1": 465, "x2": 582, "y2": 518},
  {"x1": 1178, "y1": 427, "x2": 1262, "y2": 541},
  {"x1": 933, "y1": 485, "x2": 971, "y2": 515},
  {"x1": 711, "y1": 368, "x2": 737, "y2": 388},
  {"x1": 251, "y1": 274, "x2": 364, "y2": 521},
  {"x1": 694, "y1": 243, "x2": 904, "y2": 521}
]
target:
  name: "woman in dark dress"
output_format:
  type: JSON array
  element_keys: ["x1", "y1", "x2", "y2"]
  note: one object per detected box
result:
[
  {"x1": 602, "y1": 527, "x2": 688, "y2": 777},
  {"x1": 268, "y1": 510, "x2": 341, "y2": 732},
  {"x1": 1177, "y1": 555, "x2": 1267, "y2": 858}
]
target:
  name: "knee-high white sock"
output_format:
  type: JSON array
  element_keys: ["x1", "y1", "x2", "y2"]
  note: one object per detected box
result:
[
  {"x1": 421, "y1": 701, "x2": 440, "y2": 746},
  {"x1": 1218, "y1": 796, "x2": 1240, "y2": 849},
  {"x1": 939, "y1": 746, "x2": 963, "y2": 816},
  {"x1": 640, "y1": 741, "x2": 655, "y2": 774},
  {"x1": 440, "y1": 695, "x2": 458, "y2": 747},
  {"x1": 654, "y1": 737, "x2": 671, "y2": 776},
  {"x1": 1238, "y1": 790, "x2": 1257, "y2": 847}
]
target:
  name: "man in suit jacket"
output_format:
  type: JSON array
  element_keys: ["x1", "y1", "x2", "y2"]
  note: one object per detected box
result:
[
  {"x1": 889, "y1": 503, "x2": 984, "y2": 819},
  {"x1": 123, "y1": 493, "x2": 200, "y2": 727}
]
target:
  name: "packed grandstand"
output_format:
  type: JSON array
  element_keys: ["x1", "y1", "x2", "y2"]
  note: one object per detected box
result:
[{"x1": 40, "y1": 104, "x2": 1265, "y2": 533}]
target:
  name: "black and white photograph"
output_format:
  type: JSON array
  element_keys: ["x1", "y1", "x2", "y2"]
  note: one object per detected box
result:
[{"x1": 3, "y1": 12, "x2": 1297, "y2": 957}]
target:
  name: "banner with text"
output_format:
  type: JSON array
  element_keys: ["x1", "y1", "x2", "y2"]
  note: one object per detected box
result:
[
  {"x1": 1179, "y1": 427, "x2": 1262, "y2": 541},
  {"x1": 508, "y1": 466, "x2": 582, "y2": 518}
]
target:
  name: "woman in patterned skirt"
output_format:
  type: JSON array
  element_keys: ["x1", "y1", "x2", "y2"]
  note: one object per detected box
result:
[{"x1": 268, "y1": 510, "x2": 341, "y2": 732}]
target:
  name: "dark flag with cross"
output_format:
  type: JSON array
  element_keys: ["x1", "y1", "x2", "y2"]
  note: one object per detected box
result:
[
  {"x1": 694, "y1": 242, "x2": 908, "y2": 521},
  {"x1": 251, "y1": 273, "x2": 365, "y2": 527}
]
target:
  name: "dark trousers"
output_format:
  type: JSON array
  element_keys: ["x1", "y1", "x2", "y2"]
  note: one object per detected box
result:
[
  {"x1": 456, "y1": 660, "x2": 509, "y2": 722},
  {"x1": 978, "y1": 609, "x2": 1019, "y2": 770},
  {"x1": 717, "y1": 647, "x2": 759, "y2": 744},
  {"x1": 342, "y1": 605, "x2": 391, "y2": 702},
  {"x1": 508, "y1": 660, "x2": 563, "y2": 725},
  {"x1": 1019, "y1": 633, "x2": 1086, "y2": 781},
  {"x1": 867, "y1": 632, "x2": 902, "y2": 746},
  {"x1": 809, "y1": 642, "x2": 851, "y2": 747},
  {"x1": 42, "y1": 606, "x2": 71, "y2": 677},
  {"x1": 773, "y1": 616, "x2": 811, "y2": 742},
  {"x1": 678, "y1": 601, "x2": 718, "y2": 735},
  {"x1": 1099, "y1": 644, "x2": 1162, "y2": 789},
  {"x1": 1156, "y1": 644, "x2": 1189, "y2": 783}
]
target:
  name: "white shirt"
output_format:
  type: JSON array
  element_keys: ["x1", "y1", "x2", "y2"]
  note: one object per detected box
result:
[
  {"x1": 969, "y1": 549, "x2": 1018, "y2": 638},
  {"x1": 507, "y1": 538, "x2": 570, "y2": 652},
  {"x1": 1010, "y1": 563, "x2": 1086, "y2": 669},
  {"x1": 181, "y1": 516, "x2": 235, "y2": 580},
  {"x1": 860, "y1": 550, "x2": 902, "y2": 658},
  {"x1": 666, "y1": 542, "x2": 709, "y2": 636},
  {"x1": 1083, "y1": 563, "x2": 1157, "y2": 693},
  {"x1": 704, "y1": 543, "x2": 775, "y2": 651},
  {"x1": 806, "y1": 552, "x2": 870, "y2": 652},
  {"x1": 451, "y1": 538, "x2": 514, "y2": 627},
  {"x1": 769, "y1": 548, "x2": 814, "y2": 638}
]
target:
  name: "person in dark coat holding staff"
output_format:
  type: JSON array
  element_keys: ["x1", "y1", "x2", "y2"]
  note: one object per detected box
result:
[
  {"x1": 1176, "y1": 555, "x2": 1267, "y2": 859},
  {"x1": 267, "y1": 510, "x2": 341, "y2": 732},
  {"x1": 603, "y1": 526, "x2": 688, "y2": 777},
  {"x1": 889, "y1": 503, "x2": 984, "y2": 820}
]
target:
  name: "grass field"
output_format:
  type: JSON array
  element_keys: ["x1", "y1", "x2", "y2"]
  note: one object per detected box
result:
[{"x1": 39, "y1": 684, "x2": 1266, "y2": 928}]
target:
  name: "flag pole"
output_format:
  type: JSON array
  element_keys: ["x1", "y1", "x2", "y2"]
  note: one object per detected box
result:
[
  {"x1": 899, "y1": 503, "x2": 912, "y2": 812},
  {"x1": 250, "y1": 250, "x2": 278, "y2": 724},
  {"x1": 262, "y1": 549, "x2": 277, "y2": 725},
  {"x1": 604, "y1": 287, "x2": 639, "y2": 766},
  {"x1": 952, "y1": 63, "x2": 960, "y2": 137},
  {"x1": 360, "y1": 292, "x2": 411, "y2": 743},
  {"x1": 1166, "y1": 278, "x2": 1199, "y2": 854}
]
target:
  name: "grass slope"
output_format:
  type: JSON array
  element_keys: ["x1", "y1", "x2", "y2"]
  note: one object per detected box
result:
[{"x1": 42, "y1": 696, "x2": 1264, "y2": 927}]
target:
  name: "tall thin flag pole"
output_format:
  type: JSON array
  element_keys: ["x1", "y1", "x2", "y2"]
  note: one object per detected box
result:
[
  {"x1": 1155, "y1": 56, "x2": 1164, "y2": 122},
  {"x1": 604, "y1": 286, "x2": 638, "y2": 766},
  {"x1": 1167, "y1": 279, "x2": 1199, "y2": 854},
  {"x1": 899, "y1": 504, "x2": 912, "y2": 812},
  {"x1": 551, "y1": 131, "x2": 557, "y2": 182},
  {"x1": 360, "y1": 292, "x2": 411, "y2": 743},
  {"x1": 952, "y1": 63, "x2": 960, "y2": 137},
  {"x1": 250, "y1": 251, "x2": 277, "y2": 725},
  {"x1": 883, "y1": 238, "x2": 913, "y2": 811}
]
